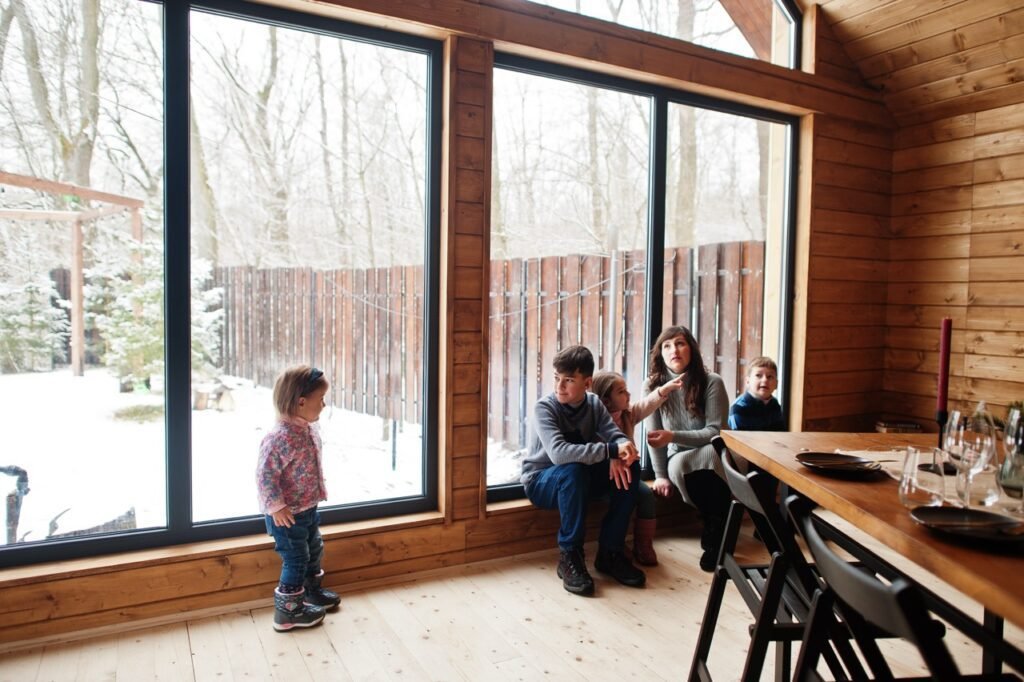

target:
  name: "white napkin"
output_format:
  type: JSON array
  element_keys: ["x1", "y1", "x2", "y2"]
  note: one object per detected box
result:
[{"x1": 832, "y1": 448, "x2": 905, "y2": 481}]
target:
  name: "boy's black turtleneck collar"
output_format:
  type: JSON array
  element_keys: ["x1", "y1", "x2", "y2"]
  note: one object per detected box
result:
[{"x1": 557, "y1": 396, "x2": 587, "y2": 416}]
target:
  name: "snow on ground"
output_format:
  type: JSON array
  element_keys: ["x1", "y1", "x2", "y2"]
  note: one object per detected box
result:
[
  {"x1": 0, "y1": 368, "x2": 424, "y2": 546},
  {"x1": 487, "y1": 441, "x2": 525, "y2": 487}
]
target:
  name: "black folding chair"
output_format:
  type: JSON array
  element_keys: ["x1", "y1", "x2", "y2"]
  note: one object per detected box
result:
[
  {"x1": 688, "y1": 436, "x2": 857, "y2": 682},
  {"x1": 790, "y1": 497, "x2": 1021, "y2": 682}
]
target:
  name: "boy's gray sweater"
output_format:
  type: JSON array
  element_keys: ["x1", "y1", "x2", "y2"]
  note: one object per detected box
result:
[{"x1": 520, "y1": 392, "x2": 628, "y2": 488}]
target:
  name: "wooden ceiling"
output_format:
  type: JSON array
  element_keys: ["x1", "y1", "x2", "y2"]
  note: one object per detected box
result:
[{"x1": 812, "y1": 0, "x2": 1024, "y2": 125}]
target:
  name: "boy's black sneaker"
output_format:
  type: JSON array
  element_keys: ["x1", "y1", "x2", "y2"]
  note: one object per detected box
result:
[
  {"x1": 557, "y1": 548, "x2": 595, "y2": 596},
  {"x1": 595, "y1": 549, "x2": 646, "y2": 588},
  {"x1": 699, "y1": 549, "x2": 718, "y2": 573}
]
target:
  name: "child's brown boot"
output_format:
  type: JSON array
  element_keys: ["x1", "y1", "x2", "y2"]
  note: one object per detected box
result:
[{"x1": 632, "y1": 517, "x2": 658, "y2": 566}]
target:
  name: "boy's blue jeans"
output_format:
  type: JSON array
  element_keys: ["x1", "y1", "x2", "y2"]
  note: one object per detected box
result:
[
  {"x1": 265, "y1": 507, "x2": 324, "y2": 588},
  {"x1": 525, "y1": 460, "x2": 639, "y2": 553}
]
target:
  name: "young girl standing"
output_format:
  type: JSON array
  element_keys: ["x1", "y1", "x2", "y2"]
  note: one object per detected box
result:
[
  {"x1": 256, "y1": 365, "x2": 341, "y2": 631},
  {"x1": 592, "y1": 370, "x2": 682, "y2": 565}
]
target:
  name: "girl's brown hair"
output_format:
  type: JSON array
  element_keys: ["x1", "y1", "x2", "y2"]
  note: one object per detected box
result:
[
  {"x1": 592, "y1": 370, "x2": 641, "y2": 436},
  {"x1": 272, "y1": 365, "x2": 327, "y2": 418},
  {"x1": 647, "y1": 325, "x2": 708, "y2": 418},
  {"x1": 591, "y1": 370, "x2": 624, "y2": 406}
]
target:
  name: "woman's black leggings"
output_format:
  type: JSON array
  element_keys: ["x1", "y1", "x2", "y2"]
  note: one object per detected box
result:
[{"x1": 683, "y1": 469, "x2": 732, "y2": 550}]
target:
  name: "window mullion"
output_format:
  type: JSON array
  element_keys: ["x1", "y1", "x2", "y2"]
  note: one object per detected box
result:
[{"x1": 165, "y1": 1, "x2": 193, "y2": 536}]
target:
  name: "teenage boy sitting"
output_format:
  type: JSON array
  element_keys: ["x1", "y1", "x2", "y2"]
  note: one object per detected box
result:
[
  {"x1": 728, "y1": 356, "x2": 785, "y2": 431},
  {"x1": 521, "y1": 345, "x2": 646, "y2": 596}
]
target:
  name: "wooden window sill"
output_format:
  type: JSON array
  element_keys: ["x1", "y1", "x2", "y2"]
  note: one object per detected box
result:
[{"x1": 0, "y1": 510, "x2": 445, "y2": 587}]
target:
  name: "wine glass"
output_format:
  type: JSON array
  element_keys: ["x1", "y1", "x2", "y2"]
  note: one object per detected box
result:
[
  {"x1": 944, "y1": 404, "x2": 997, "y2": 507},
  {"x1": 997, "y1": 408, "x2": 1024, "y2": 513}
]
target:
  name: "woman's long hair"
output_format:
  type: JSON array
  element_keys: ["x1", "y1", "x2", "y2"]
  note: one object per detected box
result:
[{"x1": 647, "y1": 325, "x2": 709, "y2": 418}]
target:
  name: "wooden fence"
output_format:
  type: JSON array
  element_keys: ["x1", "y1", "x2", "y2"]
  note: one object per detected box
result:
[
  {"x1": 487, "y1": 242, "x2": 765, "y2": 447},
  {"x1": 214, "y1": 265, "x2": 424, "y2": 426},
  {"x1": 212, "y1": 240, "x2": 764, "y2": 448}
]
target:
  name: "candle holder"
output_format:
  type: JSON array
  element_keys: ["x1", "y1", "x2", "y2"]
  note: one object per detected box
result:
[{"x1": 935, "y1": 409, "x2": 948, "y2": 449}]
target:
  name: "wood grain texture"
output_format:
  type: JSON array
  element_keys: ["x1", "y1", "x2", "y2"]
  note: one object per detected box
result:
[
  {"x1": 818, "y1": 0, "x2": 1024, "y2": 125},
  {"x1": 8, "y1": 528, "x2": 1018, "y2": 680},
  {"x1": 442, "y1": 35, "x2": 490, "y2": 526}
]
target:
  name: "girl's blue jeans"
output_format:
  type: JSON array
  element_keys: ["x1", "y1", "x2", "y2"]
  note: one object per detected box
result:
[
  {"x1": 265, "y1": 507, "x2": 324, "y2": 588},
  {"x1": 524, "y1": 459, "x2": 639, "y2": 552}
]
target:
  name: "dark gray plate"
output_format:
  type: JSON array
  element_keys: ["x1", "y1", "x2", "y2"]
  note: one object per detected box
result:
[
  {"x1": 911, "y1": 506, "x2": 1024, "y2": 547},
  {"x1": 795, "y1": 452, "x2": 885, "y2": 478}
]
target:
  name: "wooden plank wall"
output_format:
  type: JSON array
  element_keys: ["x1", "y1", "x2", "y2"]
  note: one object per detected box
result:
[
  {"x1": 797, "y1": 112, "x2": 893, "y2": 432},
  {"x1": 820, "y1": 0, "x2": 1024, "y2": 128},
  {"x1": 809, "y1": 0, "x2": 1024, "y2": 429},
  {"x1": 794, "y1": 12, "x2": 894, "y2": 432},
  {"x1": 808, "y1": 0, "x2": 1024, "y2": 429},
  {"x1": 803, "y1": 4, "x2": 863, "y2": 87},
  {"x1": 883, "y1": 101, "x2": 1024, "y2": 428},
  {"x1": 446, "y1": 36, "x2": 491, "y2": 524}
]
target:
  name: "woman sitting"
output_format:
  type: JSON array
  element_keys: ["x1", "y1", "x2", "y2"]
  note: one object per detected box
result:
[{"x1": 643, "y1": 325, "x2": 731, "y2": 572}]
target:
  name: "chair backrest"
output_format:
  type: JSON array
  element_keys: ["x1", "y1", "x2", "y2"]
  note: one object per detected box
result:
[
  {"x1": 793, "y1": 502, "x2": 961, "y2": 678},
  {"x1": 711, "y1": 439, "x2": 876, "y2": 681},
  {"x1": 714, "y1": 436, "x2": 767, "y2": 514},
  {"x1": 712, "y1": 436, "x2": 817, "y2": 593}
]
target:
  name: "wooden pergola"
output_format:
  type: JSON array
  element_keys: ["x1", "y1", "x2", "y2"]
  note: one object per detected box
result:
[{"x1": 0, "y1": 170, "x2": 144, "y2": 376}]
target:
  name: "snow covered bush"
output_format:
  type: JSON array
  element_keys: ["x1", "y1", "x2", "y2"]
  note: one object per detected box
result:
[
  {"x1": 0, "y1": 276, "x2": 69, "y2": 373},
  {"x1": 86, "y1": 228, "x2": 223, "y2": 387}
]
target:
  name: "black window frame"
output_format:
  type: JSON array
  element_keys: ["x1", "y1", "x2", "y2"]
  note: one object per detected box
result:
[
  {"x1": 0, "y1": 0, "x2": 443, "y2": 568},
  {"x1": 486, "y1": 53, "x2": 799, "y2": 503}
]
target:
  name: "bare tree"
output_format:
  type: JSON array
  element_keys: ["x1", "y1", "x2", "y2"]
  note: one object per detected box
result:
[
  {"x1": 10, "y1": 0, "x2": 100, "y2": 189},
  {"x1": 313, "y1": 35, "x2": 345, "y2": 261},
  {"x1": 670, "y1": 0, "x2": 697, "y2": 249}
]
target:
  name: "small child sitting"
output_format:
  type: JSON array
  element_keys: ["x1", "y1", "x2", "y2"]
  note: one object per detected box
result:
[
  {"x1": 728, "y1": 356, "x2": 785, "y2": 431},
  {"x1": 591, "y1": 370, "x2": 682, "y2": 565}
]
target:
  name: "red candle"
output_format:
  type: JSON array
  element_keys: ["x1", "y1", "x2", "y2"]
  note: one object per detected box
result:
[{"x1": 936, "y1": 317, "x2": 952, "y2": 413}]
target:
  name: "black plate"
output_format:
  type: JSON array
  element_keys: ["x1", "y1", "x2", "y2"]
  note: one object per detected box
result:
[
  {"x1": 911, "y1": 506, "x2": 1024, "y2": 547},
  {"x1": 795, "y1": 452, "x2": 886, "y2": 478}
]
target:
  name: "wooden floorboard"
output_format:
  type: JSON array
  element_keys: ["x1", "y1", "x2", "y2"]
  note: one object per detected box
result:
[{"x1": 1, "y1": 530, "x2": 1021, "y2": 681}]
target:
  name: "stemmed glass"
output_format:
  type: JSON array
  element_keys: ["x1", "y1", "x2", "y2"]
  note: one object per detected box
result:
[
  {"x1": 997, "y1": 408, "x2": 1024, "y2": 513},
  {"x1": 944, "y1": 404, "x2": 997, "y2": 508}
]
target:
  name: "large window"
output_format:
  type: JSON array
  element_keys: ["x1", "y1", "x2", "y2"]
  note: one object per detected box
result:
[
  {"x1": 0, "y1": 0, "x2": 167, "y2": 547},
  {"x1": 188, "y1": 11, "x2": 434, "y2": 524},
  {"x1": 527, "y1": 0, "x2": 800, "y2": 68},
  {"x1": 0, "y1": 0, "x2": 441, "y2": 567},
  {"x1": 665, "y1": 104, "x2": 791, "y2": 400},
  {"x1": 487, "y1": 57, "x2": 795, "y2": 494},
  {"x1": 488, "y1": 68, "x2": 651, "y2": 487}
]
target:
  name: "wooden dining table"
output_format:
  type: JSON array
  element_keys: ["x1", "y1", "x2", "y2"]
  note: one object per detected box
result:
[{"x1": 721, "y1": 430, "x2": 1024, "y2": 635}]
